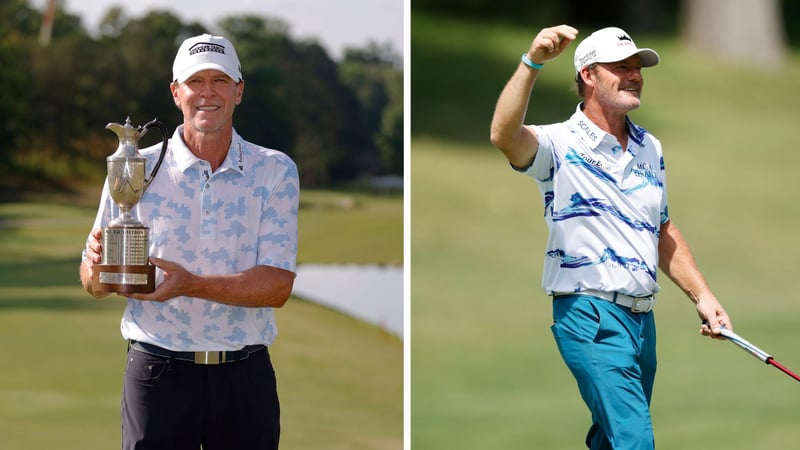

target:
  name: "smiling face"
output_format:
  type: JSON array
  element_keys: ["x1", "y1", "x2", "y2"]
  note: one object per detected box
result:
[
  {"x1": 584, "y1": 54, "x2": 644, "y2": 114},
  {"x1": 170, "y1": 69, "x2": 244, "y2": 136}
]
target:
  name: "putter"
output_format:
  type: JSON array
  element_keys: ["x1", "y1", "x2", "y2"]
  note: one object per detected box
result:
[{"x1": 704, "y1": 321, "x2": 800, "y2": 382}]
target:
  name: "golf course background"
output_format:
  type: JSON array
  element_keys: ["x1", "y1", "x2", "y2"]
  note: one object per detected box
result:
[
  {"x1": 0, "y1": 189, "x2": 402, "y2": 449},
  {"x1": 411, "y1": 10, "x2": 800, "y2": 449}
]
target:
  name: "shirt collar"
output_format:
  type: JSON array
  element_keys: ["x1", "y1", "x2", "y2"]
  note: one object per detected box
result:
[
  {"x1": 171, "y1": 125, "x2": 247, "y2": 176},
  {"x1": 569, "y1": 103, "x2": 648, "y2": 149},
  {"x1": 569, "y1": 104, "x2": 605, "y2": 150},
  {"x1": 625, "y1": 116, "x2": 647, "y2": 146}
]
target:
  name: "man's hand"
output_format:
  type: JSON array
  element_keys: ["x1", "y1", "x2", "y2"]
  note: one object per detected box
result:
[
  {"x1": 80, "y1": 228, "x2": 110, "y2": 299},
  {"x1": 128, "y1": 257, "x2": 192, "y2": 302},
  {"x1": 127, "y1": 258, "x2": 294, "y2": 308},
  {"x1": 527, "y1": 25, "x2": 579, "y2": 65},
  {"x1": 85, "y1": 227, "x2": 103, "y2": 264},
  {"x1": 696, "y1": 295, "x2": 732, "y2": 340}
]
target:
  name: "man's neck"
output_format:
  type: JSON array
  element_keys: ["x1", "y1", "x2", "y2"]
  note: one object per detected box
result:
[
  {"x1": 582, "y1": 101, "x2": 629, "y2": 151},
  {"x1": 181, "y1": 126, "x2": 233, "y2": 172}
]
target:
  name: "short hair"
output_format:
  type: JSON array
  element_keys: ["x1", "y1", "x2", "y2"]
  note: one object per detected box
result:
[{"x1": 575, "y1": 63, "x2": 597, "y2": 98}]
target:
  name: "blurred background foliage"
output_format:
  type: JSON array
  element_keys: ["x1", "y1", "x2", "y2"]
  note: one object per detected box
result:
[
  {"x1": 411, "y1": 0, "x2": 798, "y2": 144},
  {"x1": 0, "y1": 0, "x2": 403, "y2": 194},
  {"x1": 413, "y1": 0, "x2": 800, "y2": 45}
]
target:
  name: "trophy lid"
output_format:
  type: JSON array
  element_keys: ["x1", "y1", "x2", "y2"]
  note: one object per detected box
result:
[{"x1": 107, "y1": 117, "x2": 148, "y2": 161}]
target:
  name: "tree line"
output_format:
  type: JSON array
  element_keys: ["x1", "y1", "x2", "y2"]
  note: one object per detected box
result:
[{"x1": 0, "y1": 1, "x2": 402, "y2": 190}]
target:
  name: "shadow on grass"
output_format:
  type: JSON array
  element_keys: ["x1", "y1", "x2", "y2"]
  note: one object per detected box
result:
[
  {"x1": 0, "y1": 258, "x2": 82, "y2": 288},
  {"x1": 0, "y1": 257, "x2": 122, "y2": 310},
  {"x1": 0, "y1": 294, "x2": 121, "y2": 311}
]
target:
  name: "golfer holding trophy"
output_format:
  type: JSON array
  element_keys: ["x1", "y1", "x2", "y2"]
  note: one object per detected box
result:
[{"x1": 79, "y1": 33, "x2": 298, "y2": 449}]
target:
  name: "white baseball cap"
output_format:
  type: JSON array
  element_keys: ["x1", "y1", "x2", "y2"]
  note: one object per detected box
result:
[
  {"x1": 573, "y1": 27, "x2": 659, "y2": 73},
  {"x1": 172, "y1": 34, "x2": 242, "y2": 83}
]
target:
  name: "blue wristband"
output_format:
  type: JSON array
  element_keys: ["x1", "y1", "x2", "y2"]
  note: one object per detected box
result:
[{"x1": 521, "y1": 53, "x2": 544, "y2": 70}]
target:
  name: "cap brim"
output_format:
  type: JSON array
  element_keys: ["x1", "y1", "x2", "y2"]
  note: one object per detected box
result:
[
  {"x1": 637, "y1": 48, "x2": 660, "y2": 67},
  {"x1": 594, "y1": 48, "x2": 660, "y2": 69}
]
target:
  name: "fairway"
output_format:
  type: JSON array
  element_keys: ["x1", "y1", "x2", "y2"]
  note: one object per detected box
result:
[
  {"x1": 411, "y1": 11, "x2": 800, "y2": 450},
  {"x1": 0, "y1": 191, "x2": 402, "y2": 450}
]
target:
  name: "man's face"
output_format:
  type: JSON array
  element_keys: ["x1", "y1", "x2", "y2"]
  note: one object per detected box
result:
[
  {"x1": 586, "y1": 54, "x2": 644, "y2": 113},
  {"x1": 171, "y1": 69, "x2": 244, "y2": 134}
]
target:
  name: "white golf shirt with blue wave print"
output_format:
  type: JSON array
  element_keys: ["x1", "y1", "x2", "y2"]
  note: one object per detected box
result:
[
  {"x1": 89, "y1": 125, "x2": 299, "y2": 351},
  {"x1": 521, "y1": 104, "x2": 667, "y2": 298}
]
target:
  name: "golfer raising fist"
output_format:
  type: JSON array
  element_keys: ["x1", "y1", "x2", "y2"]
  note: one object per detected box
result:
[
  {"x1": 527, "y1": 24, "x2": 578, "y2": 65},
  {"x1": 490, "y1": 25, "x2": 732, "y2": 449}
]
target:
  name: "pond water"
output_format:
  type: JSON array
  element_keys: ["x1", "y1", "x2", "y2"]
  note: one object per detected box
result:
[{"x1": 291, "y1": 264, "x2": 404, "y2": 339}]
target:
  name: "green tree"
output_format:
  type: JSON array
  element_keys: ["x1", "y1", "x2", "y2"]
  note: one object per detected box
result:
[
  {"x1": 2, "y1": 2, "x2": 402, "y2": 191},
  {"x1": 341, "y1": 43, "x2": 403, "y2": 176},
  {"x1": 221, "y1": 15, "x2": 364, "y2": 187},
  {"x1": 289, "y1": 40, "x2": 362, "y2": 186},
  {"x1": 0, "y1": 0, "x2": 36, "y2": 176},
  {"x1": 109, "y1": 11, "x2": 204, "y2": 127},
  {"x1": 376, "y1": 68, "x2": 403, "y2": 176},
  {"x1": 23, "y1": 4, "x2": 92, "y2": 175},
  {"x1": 218, "y1": 16, "x2": 297, "y2": 157}
]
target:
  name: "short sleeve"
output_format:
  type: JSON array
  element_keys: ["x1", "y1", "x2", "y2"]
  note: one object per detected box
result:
[{"x1": 257, "y1": 157, "x2": 299, "y2": 273}]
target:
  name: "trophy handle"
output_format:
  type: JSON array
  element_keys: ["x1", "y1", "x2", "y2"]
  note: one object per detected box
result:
[{"x1": 141, "y1": 119, "x2": 169, "y2": 192}]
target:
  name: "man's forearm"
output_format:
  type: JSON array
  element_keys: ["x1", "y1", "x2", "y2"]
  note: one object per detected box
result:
[
  {"x1": 90, "y1": 253, "x2": 295, "y2": 307},
  {"x1": 658, "y1": 220, "x2": 713, "y2": 303},
  {"x1": 179, "y1": 264, "x2": 295, "y2": 308},
  {"x1": 491, "y1": 63, "x2": 537, "y2": 143},
  {"x1": 490, "y1": 63, "x2": 539, "y2": 167},
  {"x1": 491, "y1": 26, "x2": 578, "y2": 168}
]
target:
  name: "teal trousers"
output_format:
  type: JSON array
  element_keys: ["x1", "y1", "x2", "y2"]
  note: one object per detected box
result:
[{"x1": 551, "y1": 295, "x2": 657, "y2": 450}]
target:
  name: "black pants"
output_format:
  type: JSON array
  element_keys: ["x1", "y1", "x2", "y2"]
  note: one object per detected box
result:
[{"x1": 121, "y1": 345, "x2": 280, "y2": 450}]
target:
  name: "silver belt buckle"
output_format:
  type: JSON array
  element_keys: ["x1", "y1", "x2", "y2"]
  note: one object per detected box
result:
[
  {"x1": 630, "y1": 296, "x2": 654, "y2": 313},
  {"x1": 194, "y1": 351, "x2": 222, "y2": 365}
]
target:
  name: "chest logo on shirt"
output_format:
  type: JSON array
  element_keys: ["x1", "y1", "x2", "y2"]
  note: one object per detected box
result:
[
  {"x1": 565, "y1": 147, "x2": 613, "y2": 183},
  {"x1": 632, "y1": 163, "x2": 653, "y2": 176},
  {"x1": 620, "y1": 162, "x2": 662, "y2": 195},
  {"x1": 631, "y1": 163, "x2": 661, "y2": 186},
  {"x1": 579, "y1": 152, "x2": 608, "y2": 171}
]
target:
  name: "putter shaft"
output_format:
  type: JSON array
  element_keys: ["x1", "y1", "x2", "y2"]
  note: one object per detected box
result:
[
  {"x1": 704, "y1": 321, "x2": 800, "y2": 383},
  {"x1": 767, "y1": 358, "x2": 800, "y2": 382}
]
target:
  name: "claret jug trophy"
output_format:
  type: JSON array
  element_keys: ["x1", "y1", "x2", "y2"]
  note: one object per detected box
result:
[{"x1": 92, "y1": 117, "x2": 168, "y2": 294}]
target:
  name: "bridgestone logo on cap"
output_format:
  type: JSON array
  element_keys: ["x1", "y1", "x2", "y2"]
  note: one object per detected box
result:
[{"x1": 189, "y1": 42, "x2": 226, "y2": 56}]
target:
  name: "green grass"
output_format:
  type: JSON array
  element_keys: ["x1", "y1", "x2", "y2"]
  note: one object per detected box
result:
[
  {"x1": 0, "y1": 190, "x2": 402, "y2": 450},
  {"x1": 299, "y1": 189, "x2": 403, "y2": 265},
  {"x1": 411, "y1": 11, "x2": 800, "y2": 450}
]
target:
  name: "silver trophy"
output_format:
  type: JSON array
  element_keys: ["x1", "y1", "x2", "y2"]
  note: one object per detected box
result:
[{"x1": 93, "y1": 117, "x2": 168, "y2": 294}]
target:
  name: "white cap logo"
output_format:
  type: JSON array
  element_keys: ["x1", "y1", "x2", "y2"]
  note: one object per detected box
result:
[{"x1": 189, "y1": 42, "x2": 226, "y2": 57}]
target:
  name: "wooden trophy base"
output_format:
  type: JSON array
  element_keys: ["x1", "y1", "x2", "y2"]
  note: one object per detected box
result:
[{"x1": 93, "y1": 263, "x2": 156, "y2": 294}]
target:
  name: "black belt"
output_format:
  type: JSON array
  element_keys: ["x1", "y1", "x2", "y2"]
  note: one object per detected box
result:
[{"x1": 129, "y1": 340, "x2": 266, "y2": 365}]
